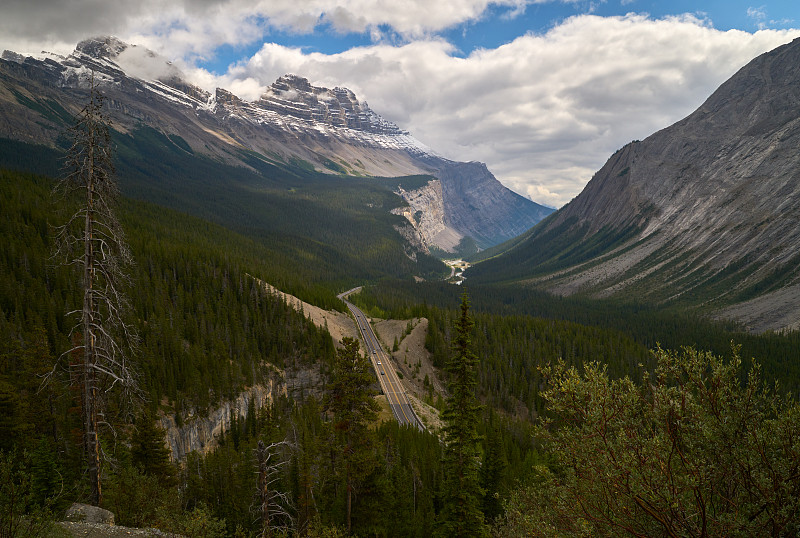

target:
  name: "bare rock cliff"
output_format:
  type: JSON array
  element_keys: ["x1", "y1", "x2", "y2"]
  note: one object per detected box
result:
[
  {"x1": 160, "y1": 364, "x2": 325, "y2": 461},
  {"x1": 471, "y1": 37, "x2": 800, "y2": 331},
  {"x1": 160, "y1": 383, "x2": 277, "y2": 461},
  {"x1": 393, "y1": 179, "x2": 464, "y2": 252},
  {"x1": 434, "y1": 161, "x2": 554, "y2": 248}
]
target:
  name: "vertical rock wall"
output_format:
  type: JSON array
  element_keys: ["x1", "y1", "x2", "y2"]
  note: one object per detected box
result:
[{"x1": 159, "y1": 364, "x2": 325, "y2": 461}]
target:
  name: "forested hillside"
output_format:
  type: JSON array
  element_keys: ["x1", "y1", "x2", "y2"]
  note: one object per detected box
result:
[
  {"x1": 3, "y1": 164, "x2": 800, "y2": 535},
  {"x1": 0, "y1": 167, "x2": 631, "y2": 535},
  {"x1": 0, "y1": 136, "x2": 447, "y2": 303},
  {"x1": 0, "y1": 168, "x2": 335, "y2": 438},
  {"x1": 353, "y1": 279, "x2": 800, "y2": 396},
  {"x1": 0, "y1": 174, "x2": 543, "y2": 535}
]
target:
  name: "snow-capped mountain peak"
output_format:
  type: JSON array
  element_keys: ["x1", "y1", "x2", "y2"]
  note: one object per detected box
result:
[{"x1": 0, "y1": 36, "x2": 553, "y2": 252}]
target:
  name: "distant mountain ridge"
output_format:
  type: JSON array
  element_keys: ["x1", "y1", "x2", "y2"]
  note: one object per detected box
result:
[
  {"x1": 0, "y1": 36, "x2": 552, "y2": 252},
  {"x1": 469, "y1": 37, "x2": 800, "y2": 332}
]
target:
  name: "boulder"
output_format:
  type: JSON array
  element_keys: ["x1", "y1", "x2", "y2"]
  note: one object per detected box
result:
[{"x1": 65, "y1": 503, "x2": 115, "y2": 525}]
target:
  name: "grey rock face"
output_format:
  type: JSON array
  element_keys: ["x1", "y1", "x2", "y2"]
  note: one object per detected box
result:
[
  {"x1": 160, "y1": 365, "x2": 325, "y2": 461},
  {"x1": 257, "y1": 74, "x2": 407, "y2": 135},
  {"x1": 392, "y1": 165, "x2": 555, "y2": 252},
  {"x1": 434, "y1": 161, "x2": 554, "y2": 248},
  {"x1": 160, "y1": 384, "x2": 277, "y2": 461},
  {"x1": 490, "y1": 37, "x2": 800, "y2": 331},
  {"x1": 65, "y1": 503, "x2": 115, "y2": 525},
  {"x1": 393, "y1": 179, "x2": 463, "y2": 252}
]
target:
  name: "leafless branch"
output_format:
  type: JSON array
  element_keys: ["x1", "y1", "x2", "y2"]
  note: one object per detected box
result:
[{"x1": 48, "y1": 73, "x2": 140, "y2": 506}]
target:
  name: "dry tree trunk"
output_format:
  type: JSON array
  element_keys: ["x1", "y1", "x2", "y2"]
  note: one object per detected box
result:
[
  {"x1": 51, "y1": 72, "x2": 139, "y2": 505},
  {"x1": 254, "y1": 439, "x2": 294, "y2": 538}
]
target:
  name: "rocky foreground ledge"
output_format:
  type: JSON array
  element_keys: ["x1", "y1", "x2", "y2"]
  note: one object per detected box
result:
[{"x1": 57, "y1": 504, "x2": 180, "y2": 538}]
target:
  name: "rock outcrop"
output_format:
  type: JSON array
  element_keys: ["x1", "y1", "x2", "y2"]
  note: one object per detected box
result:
[
  {"x1": 160, "y1": 383, "x2": 277, "y2": 461},
  {"x1": 257, "y1": 74, "x2": 407, "y2": 135},
  {"x1": 393, "y1": 179, "x2": 463, "y2": 252},
  {"x1": 160, "y1": 366, "x2": 328, "y2": 461},
  {"x1": 65, "y1": 504, "x2": 115, "y2": 525},
  {"x1": 433, "y1": 161, "x2": 554, "y2": 248}
]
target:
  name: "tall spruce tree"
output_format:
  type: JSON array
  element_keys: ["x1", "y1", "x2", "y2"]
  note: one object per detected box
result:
[
  {"x1": 480, "y1": 415, "x2": 506, "y2": 523},
  {"x1": 52, "y1": 74, "x2": 138, "y2": 505},
  {"x1": 324, "y1": 337, "x2": 380, "y2": 534},
  {"x1": 437, "y1": 292, "x2": 487, "y2": 537},
  {"x1": 131, "y1": 409, "x2": 175, "y2": 487}
]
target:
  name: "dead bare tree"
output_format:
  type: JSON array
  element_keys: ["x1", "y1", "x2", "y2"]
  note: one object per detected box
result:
[
  {"x1": 51, "y1": 73, "x2": 139, "y2": 506},
  {"x1": 253, "y1": 439, "x2": 295, "y2": 538}
]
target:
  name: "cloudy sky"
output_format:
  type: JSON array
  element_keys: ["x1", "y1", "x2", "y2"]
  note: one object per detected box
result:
[{"x1": 2, "y1": 1, "x2": 799, "y2": 207}]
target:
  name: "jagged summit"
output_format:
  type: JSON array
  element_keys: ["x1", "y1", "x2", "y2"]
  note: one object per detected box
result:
[
  {"x1": 258, "y1": 74, "x2": 407, "y2": 135},
  {"x1": 60, "y1": 37, "x2": 405, "y2": 137},
  {"x1": 74, "y1": 35, "x2": 129, "y2": 59}
]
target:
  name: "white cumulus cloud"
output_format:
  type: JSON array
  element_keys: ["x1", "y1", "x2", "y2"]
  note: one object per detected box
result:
[
  {"x1": 0, "y1": 0, "x2": 539, "y2": 61},
  {"x1": 195, "y1": 14, "x2": 800, "y2": 206}
]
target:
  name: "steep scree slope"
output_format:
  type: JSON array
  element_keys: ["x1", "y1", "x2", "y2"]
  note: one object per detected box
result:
[{"x1": 469, "y1": 37, "x2": 800, "y2": 332}]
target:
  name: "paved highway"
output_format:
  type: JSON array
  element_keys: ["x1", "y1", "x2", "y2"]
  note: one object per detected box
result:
[{"x1": 338, "y1": 289, "x2": 424, "y2": 430}]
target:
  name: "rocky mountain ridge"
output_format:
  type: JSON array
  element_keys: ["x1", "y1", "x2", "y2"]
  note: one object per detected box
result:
[
  {"x1": 470, "y1": 37, "x2": 800, "y2": 332},
  {"x1": 0, "y1": 36, "x2": 552, "y2": 251}
]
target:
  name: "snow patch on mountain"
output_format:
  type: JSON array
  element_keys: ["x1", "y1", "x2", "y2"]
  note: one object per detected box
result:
[{"x1": 49, "y1": 37, "x2": 438, "y2": 157}]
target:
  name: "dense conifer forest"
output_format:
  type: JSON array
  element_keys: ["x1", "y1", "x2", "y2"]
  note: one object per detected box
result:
[
  {"x1": 0, "y1": 169, "x2": 336, "y2": 413},
  {"x1": 0, "y1": 167, "x2": 539, "y2": 536},
  {"x1": 0, "y1": 137, "x2": 448, "y2": 303},
  {"x1": 2, "y1": 163, "x2": 799, "y2": 536},
  {"x1": 354, "y1": 279, "x2": 800, "y2": 395}
]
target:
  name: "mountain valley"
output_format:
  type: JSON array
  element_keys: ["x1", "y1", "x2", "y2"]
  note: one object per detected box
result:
[
  {"x1": 2, "y1": 30, "x2": 800, "y2": 538},
  {"x1": 0, "y1": 36, "x2": 552, "y2": 257}
]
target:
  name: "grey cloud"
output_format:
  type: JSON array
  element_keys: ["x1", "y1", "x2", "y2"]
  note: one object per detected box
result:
[
  {"x1": 1, "y1": 0, "x2": 147, "y2": 51},
  {"x1": 115, "y1": 45, "x2": 184, "y2": 82}
]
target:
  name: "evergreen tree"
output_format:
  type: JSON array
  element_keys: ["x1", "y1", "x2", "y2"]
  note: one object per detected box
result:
[
  {"x1": 29, "y1": 438, "x2": 62, "y2": 509},
  {"x1": 0, "y1": 381, "x2": 19, "y2": 452},
  {"x1": 0, "y1": 450, "x2": 61, "y2": 538},
  {"x1": 324, "y1": 337, "x2": 380, "y2": 534},
  {"x1": 436, "y1": 292, "x2": 487, "y2": 537},
  {"x1": 479, "y1": 416, "x2": 506, "y2": 523},
  {"x1": 131, "y1": 409, "x2": 176, "y2": 487}
]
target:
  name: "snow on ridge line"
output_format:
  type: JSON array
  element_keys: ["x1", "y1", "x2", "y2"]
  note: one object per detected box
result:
[
  {"x1": 3, "y1": 41, "x2": 434, "y2": 158},
  {"x1": 226, "y1": 103, "x2": 435, "y2": 156}
]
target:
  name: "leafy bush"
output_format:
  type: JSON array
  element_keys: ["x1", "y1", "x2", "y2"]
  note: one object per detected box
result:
[
  {"x1": 496, "y1": 346, "x2": 800, "y2": 536},
  {"x1": 0, "y1": 450, "x2": 66, "y2": 538}
]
